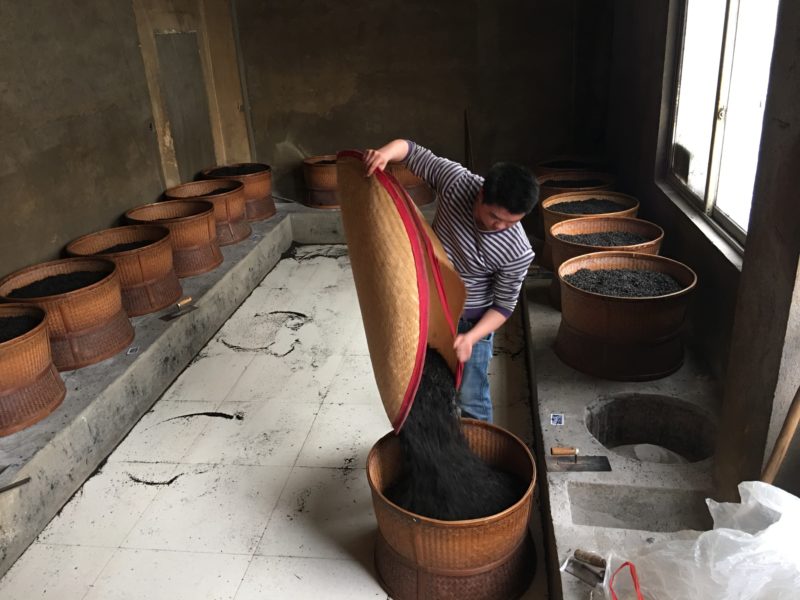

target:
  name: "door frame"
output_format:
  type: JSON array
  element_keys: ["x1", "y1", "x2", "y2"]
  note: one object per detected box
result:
[{"x1": 132, "y1": 0, "x2": 251, "y2": 187}]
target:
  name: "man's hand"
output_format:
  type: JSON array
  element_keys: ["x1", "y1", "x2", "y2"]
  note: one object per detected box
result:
[
  {"x1": 363, "y1": 149, "x2": 389, "y2": 177},
  {"x1": 362, "y1": 140, "x2": 411, "y2": 177},
  {"x1": 453, "y1": 332, "x2": 476, "y2": 363}
]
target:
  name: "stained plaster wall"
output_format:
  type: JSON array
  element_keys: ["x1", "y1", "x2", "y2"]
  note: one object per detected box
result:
[
  {"x1": 0, "y1": 1, "x2": 163, "y2": 279},
  {"x1": 234, "y1": 0, "x2": 603, "y2": 199}
]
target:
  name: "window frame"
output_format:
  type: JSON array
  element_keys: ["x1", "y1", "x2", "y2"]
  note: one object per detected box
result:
[{"x1": 666, "y1": 0, "x2": 751, "y2": 249}]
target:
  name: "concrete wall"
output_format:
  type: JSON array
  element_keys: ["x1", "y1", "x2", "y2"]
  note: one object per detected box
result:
[
  {"x1": 605, "y1": 0, "x2": 741, "y2": 379},
  {"x1": 235, "y1": 0, "x2": 593, "y2": 199},
  {"x1": 0, "y1": 1, "x2": 163, "y2": 278}
]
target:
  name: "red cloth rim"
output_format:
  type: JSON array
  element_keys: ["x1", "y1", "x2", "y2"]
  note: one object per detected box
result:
[{"x1": 337, "y1": 150, "x2": 461, "y2": 431}]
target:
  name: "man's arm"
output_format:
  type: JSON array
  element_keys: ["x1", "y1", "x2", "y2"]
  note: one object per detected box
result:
[
  {"x1": 364, "y1": 140, "x2": 473, "y2": 200},
  {"x1": 364, "y1": 140, "x2": 410, "y2": 176},
  {"x1": 453, "y1": 308, "x2": 508, "y2": 363},
  {"x1": 454, "y1": 241, "x2": 534, "y2": 363}
]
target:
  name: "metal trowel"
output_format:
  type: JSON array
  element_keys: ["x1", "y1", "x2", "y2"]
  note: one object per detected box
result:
[
  {"x1": 547, "y1": 446, "x2": 611, "y2": 472},
  {"x1": 160, "y1": 296, "x2": 196, "y2": 322}
]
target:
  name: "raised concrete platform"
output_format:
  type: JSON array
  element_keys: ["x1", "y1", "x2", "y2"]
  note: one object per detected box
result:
[
  {"x1": 522, "y1": 277, "x2": 721, "y2": 599},
  {"x1": 0, "y1": 200, "x2": 443, "y2": 578}
]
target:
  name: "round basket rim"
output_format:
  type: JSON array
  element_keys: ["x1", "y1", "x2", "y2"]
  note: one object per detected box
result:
[
  {"x1": 535, "y1": 155, "x2": 610, "y2": 169},
  {"x1": 125, "y1": 199, "x2": 216, "y2": 224},
  {"x1": 303, "y1": 154, "x2": 338, "y2": 166},
  {"x1": 557, "y1": 250, "x2": 698, "y2": 301},
  {"x1": 164, "y1": 179, "x2": 244, "y2": 200},
  {"x1": 65, "y1": 225, "x2": 171, "y2": 258},
  {"x1": 542, "y1": 190, "x2": 639, "y2": 214},
  {"x1": 0, "y1": 257, "x2": 119, "y2": 303},
  {"x1": 0, "y1": 303, "x2": 48, "y2": 347},
  {"x1": 549, "y1": 217, "x2": 664, "y2": 251},
  {"x1": 366, "y1": 418, "x2": 537, "y2": 527},
  {"x1": 201, "y1": 162, "x2": 272, "y2": 178},
  {"x1": 536, "y1": 170, "x2": 615, "y2": 187}
]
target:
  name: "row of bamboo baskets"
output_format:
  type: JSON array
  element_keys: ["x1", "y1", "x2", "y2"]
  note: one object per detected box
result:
[
  {"x1": 0, "y1": 162, "x2": 277, "y2": 437},
  {"x1": 523, "y1": 156, "x2": 698, "y2": 382}
]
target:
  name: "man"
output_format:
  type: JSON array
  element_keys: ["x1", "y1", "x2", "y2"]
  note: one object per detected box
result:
[{"x1": 364, "y1": 140, "x2": 538, "y2": 422}]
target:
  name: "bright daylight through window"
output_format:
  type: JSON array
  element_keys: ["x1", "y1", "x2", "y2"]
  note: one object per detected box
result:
[{"x1": 669, "y1": 0, "x2": 780, "y2": 244}]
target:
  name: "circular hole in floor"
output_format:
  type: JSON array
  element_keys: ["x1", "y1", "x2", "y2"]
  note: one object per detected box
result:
[{"x1": 585, "y1": 393, "x2": 716, "y2": 463}]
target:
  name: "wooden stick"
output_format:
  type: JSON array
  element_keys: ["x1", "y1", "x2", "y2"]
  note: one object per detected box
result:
[
  {"x1": 551, "y1": 446, "x2": 578, "y2": 456},
  {"x1": 761, "y1": 383, "x2": 800, "y2": 484}
]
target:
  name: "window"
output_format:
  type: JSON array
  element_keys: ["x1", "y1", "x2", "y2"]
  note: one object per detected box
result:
[{"x1": 668, "y1": 0, "x2": 780, "y2": 245}]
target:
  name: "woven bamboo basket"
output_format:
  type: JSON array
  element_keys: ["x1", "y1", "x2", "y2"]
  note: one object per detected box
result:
[
  {"x1": 367, "y1": 419, "x2": 537, "y2": 599},
  {"x1": 386, "y1": 162, "x2": 424, "y2": 187},
  {"x1": 0, "y1": 259, "x2": 134, "y2": 371},
  {"x1": 302, "y1": 155, "x2": 339, "y2": 209},
  {"x1": 164, "y1": 179, "x2": 251, "y2": 245},
  {"x1": 548, "y1": 217, "x2": 664, "y2": 308},
  {"x1": 537, "y1": 170, "x2": 615, "y2": 201},
  {"x1": 556, "y1": 251, "x2": 697, "y2": 381},
  {"x1": 0, "y1": 304, "x2": 66, "y2": 436},
  {"x1": 405, "y1": 183, "x2": 435, "y2": 206},
  {"x1": 200, "y1": 163, "x2": 276, "y2": 222},
  {"x1": 532, "y1": 155, "x2": 610, "y2": 177},
  {"x1": 65, "y1": 225, "x2": 182, "y2": 317},
  {"x1": 385, "y1": 163, "x2": 434, "y2": 206},
  {"x1": 125, "y1": 200, "x2": 222, "y2": 278},
  {"x1": 523, "y1": 169, "x2": 615, "y2": 250},
  {"x1": 538, "y1": 190, "x2": 637, "y2": 269}
]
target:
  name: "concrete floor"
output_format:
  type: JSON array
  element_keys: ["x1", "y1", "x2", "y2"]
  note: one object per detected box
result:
[{"x1": 0, "y1": 244, "x2": 548, "y2": 599}]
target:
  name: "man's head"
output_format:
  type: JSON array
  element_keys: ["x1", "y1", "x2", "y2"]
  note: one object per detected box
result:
[{"x1": 474, "y1": 163, "x2": 539, "y2": 232}]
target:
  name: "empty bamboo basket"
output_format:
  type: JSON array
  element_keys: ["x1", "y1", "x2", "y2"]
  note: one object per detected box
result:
[
  {"x1": 302, "y1": 155, "x2": 339, "y2": 208},
  {"x1": 164, "y1": 179, "x2": 251, "y2": 245},
  {"x1": 200, "y1": 163, "x2": 276, "y2": 222},
  {"x1": 537, "y1": 170, "x2": 616, "y2": 202},
  {"x1": 367, "y1": 419, "x2": 537, "y2": 599},
  {"x1": 0, "y1": 304, "x2": 66, "y2": 436},
  {"x1": 65, "y1": 225, "x2": 182, "y2": 317},
  {"x1": 386, "y1": 163, "x2": 435, "y2": 206},
  {"x1": 548, "y1": 216, "x2": 664, "y2": 308},
  {"x1": 124, "y1": 200, "x2": 222, "y2": 278},
  {"x1": 556, "y1": 251, "x2": 697, "y2": 381},
  {"x1": 0, "y1": 258, "x2": 134, "y2": 371},
  {"x1": 532, "y1": 155, "x2": 610, "y2": 177}
]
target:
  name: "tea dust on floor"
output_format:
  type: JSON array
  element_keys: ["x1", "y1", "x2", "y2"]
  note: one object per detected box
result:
[{"x1": 0, "y1": 244, "x2": 547, "y2": 600}]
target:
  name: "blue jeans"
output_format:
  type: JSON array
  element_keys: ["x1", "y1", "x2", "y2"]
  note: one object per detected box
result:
[{"x1": 457, "y1": 319, "x2": 494, "y2": 423}]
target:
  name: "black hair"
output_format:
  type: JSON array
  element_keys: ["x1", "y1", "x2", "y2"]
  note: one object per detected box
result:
[{"x1": 482, "y1": 162, "x2": 539, "y2": 215}]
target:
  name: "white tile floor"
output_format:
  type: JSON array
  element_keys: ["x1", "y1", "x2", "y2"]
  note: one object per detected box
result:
[{"x1": 0, "y1": 245, "x2": 546, "y2": 600}]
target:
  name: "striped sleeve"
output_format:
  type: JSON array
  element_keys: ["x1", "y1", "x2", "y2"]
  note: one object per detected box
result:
[
  {"x1": 404, "y1": 141, "x2": 472, "y2": 198},
  {"x1": 491, "y1": 236, "x2": 534, "y2": 316}
]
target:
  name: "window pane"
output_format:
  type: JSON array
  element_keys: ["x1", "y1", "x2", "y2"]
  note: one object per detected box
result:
[
  {"x1": 672, "y1": 0, "x2": 727, "y2": 198},
  {"x1": 714, "y1": 0, "x2": 780, "y2": 232}
]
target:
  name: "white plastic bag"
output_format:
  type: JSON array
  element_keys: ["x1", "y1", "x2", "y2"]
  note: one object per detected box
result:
[{"x1": 602, "y1": 481, "x2": 800, "y2": 599}]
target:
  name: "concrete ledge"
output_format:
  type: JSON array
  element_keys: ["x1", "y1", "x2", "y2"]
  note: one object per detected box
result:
[
  {"x1": 522, "y1": 278, "x2": 721, "y2": 600},
  {"x1": 0, "y1": 202, "x2": 357, "y2": 576}
]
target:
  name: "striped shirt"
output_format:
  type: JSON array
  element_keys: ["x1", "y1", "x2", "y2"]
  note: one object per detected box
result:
[{"x1": 405, "y1": 141, "x2": 534, "y2": 320}]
